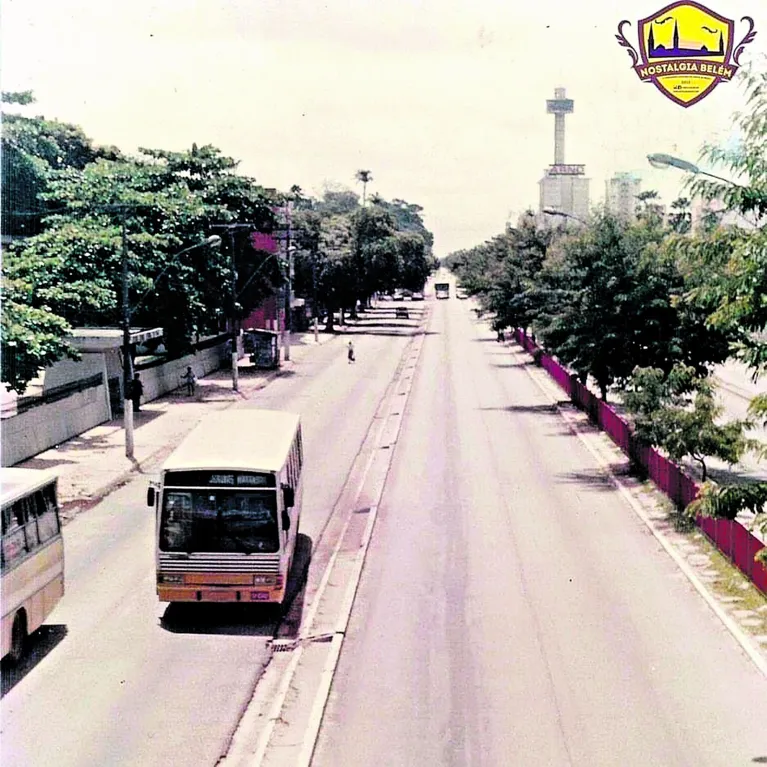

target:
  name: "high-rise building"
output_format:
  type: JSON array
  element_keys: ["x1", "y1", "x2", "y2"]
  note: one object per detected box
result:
[
  {"x1": 538, "y1": 87, "x2": 590, "y2": 223},
  {"x1": 690, "y1": 196, "x2": 764, "y2": 231},
  {"x1": 605, "y1": 173, "x2": 641, "y2": 220}
]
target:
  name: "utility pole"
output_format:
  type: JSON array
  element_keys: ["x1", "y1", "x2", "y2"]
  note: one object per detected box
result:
[
  {"x1": 212, "y1": 223, "x2": 255, "y2": 391},
  {"x1": 228, "y1": 228, "x2": 239, "y2": 391},
  {"x1": 312, "y1": 247, "x2": 319, "y2": 343},
  {"x1": 121, "y1": 211, "x2": 135, "y2": 459},
  {"x1": 283, "y1": 201, "x2": 293, "y2": 362}
]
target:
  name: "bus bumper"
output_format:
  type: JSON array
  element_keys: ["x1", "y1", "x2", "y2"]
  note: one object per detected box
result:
[{"x1": 157, "y1": 586, "x2": 285, "y2": 603}]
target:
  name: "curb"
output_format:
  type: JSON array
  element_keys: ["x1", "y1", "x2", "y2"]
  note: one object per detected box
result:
[{"x1": 507, "y1": 339, "x2": 767, "y2": 678}]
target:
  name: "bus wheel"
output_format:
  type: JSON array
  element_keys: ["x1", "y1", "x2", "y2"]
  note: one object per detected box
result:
[{"x1": 9, "y1": 611, "x2": 28, "y2": 663}]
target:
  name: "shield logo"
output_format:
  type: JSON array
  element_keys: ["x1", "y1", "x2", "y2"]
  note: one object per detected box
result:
[{"x1": 616, "y1": 1, "x2": 757, "y2": 107}]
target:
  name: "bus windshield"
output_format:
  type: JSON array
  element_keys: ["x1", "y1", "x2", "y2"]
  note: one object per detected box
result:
[{"x1": 159, "y1": 489, "x2": 279, "y2": 554}]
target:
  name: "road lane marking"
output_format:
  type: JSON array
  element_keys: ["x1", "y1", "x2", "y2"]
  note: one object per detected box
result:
[{"x1": 222, "y1": 311, "x2": 430, "y2": 766}]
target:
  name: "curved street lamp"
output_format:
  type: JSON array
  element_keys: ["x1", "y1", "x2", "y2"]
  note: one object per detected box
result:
[
  {"x1": 542, "y1": 207, "x2": 588, "y2": 226},
  {"x1": 646, "y1": 153, "x2": 737, "y2": 186},
  {"x1": 123, "y1": 234, "x2": 222, "y2": 458}
]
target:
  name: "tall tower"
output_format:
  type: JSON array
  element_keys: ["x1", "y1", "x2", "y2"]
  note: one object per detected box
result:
[
  {"x1": 546, "y1": 87, "x2": 574, "y2": 165},
  {"x1": 539, "y1": 87, "x2": 590, "y2": 222}
]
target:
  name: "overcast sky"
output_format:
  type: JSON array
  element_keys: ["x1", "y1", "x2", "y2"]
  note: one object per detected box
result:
[{"x1": 2, "y1": 0, "x2": 764, "y2": 254}]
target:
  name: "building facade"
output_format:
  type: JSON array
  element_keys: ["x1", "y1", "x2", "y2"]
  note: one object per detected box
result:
[
  {"x1": 538, "y1": 87, "x2": 590, "y2": 222},
  {"x1": 605, "y1": 173, "x2": 641, "y2": 221}
]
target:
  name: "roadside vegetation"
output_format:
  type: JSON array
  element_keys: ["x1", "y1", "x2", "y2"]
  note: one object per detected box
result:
[
  {"x1": 443, "y1": 61, "x2": 767, "y2": 559},
  {"x1": 1, "y1": 91, "x2": 436, "y2": 394}
]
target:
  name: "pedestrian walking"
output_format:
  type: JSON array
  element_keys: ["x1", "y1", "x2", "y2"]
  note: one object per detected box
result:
[
  {"x1": 130, "y1": 373, "x2": 144, "y2": 412},
  {"x1": 180, "y1": 366, "x2": 196, "y2": 396},
  {"x1": 347, "y1": 340, "x2": 356, "y2": 364}
]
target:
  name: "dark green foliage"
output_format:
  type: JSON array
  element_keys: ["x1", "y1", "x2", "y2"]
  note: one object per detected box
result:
[{"x1": 623, "y1": 364, "x2": 758, "y2": 481}]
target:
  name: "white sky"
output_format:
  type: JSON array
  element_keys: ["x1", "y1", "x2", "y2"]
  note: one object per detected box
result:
[{"x1": 2, "y1": 0, "x2": 765, "y2": 254}]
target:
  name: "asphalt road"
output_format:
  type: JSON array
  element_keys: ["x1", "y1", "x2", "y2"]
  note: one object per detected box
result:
[
  {"x1": 312, "y1": 295, "x2": 767, "y2": 767},
  {"x1": 0, "y1": 316, "x2": 414, "y2": 767}
]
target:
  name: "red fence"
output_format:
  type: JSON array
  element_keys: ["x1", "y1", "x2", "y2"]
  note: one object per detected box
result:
[{"x1": 513, "y1": 328, "x2": 767, "y2": 595}]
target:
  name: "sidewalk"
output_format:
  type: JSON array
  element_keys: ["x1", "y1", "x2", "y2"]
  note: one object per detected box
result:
[{"x1": 17, "y1": 332, "x2": 337, "y2": 522}]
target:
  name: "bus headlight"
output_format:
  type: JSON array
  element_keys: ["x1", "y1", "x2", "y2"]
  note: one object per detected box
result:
[
  {"x1": 253, "y1": 575, "x2": 275, "y2": 586},
  {"x1": 159, "y1": 574, "x2": 184, "y2": 584}
]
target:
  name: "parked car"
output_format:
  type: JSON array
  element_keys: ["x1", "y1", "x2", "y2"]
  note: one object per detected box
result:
[
  {"x1": 401, "y1": 289, "x2": 413, "y2": 299},
  {"x1": 411, "y1": 291, "x2": 424, "y2": 301},
  {"x1": 392, "y1": 289, "x2": 404, "y2": 301},
  {"x1": 456, "y1": 287, "x2": 469, "y2": 299},
  {"x1": 395, "y1": 307, "x2": 409, "y2": 319}
]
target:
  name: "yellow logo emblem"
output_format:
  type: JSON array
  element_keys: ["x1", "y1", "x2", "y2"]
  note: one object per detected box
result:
[{"x1": 616, "y1": 1, "x2": 757, "y2": 107}]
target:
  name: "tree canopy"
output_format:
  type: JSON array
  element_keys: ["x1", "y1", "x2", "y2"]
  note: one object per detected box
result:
[{"x1": 1, "y1": 100, "x2": 436, "y2": 392}]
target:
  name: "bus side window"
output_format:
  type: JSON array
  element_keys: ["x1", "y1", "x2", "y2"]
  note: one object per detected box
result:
[
  {"x1": 287, "y1": 450, "x2": 296, "y2": 489},
  {"x1": 21, "y1": 496, "x2": 41, "y2": 551},
  {"x1": 297, "y1": 430, "x2": 303, "y2": 471},
  {"x1": 2, "y1": 501, "x2": 29, "y2": 568},
  {"x1": 36, "y1": 486, "x2": 60, "y2": 543}
]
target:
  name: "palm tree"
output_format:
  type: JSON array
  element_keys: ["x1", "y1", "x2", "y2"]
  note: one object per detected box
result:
[{"x1": 355, "y1": 170, "x2": 373, "y2": 206}]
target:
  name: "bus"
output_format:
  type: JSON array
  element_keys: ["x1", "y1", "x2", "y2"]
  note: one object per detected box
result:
[
  {"x1": 2, "y1": 468, "x2": 65, "y2": 662},
  {"x1": 149, "y1": 409, "x2": 303, "y2": 605},
  {"x1": 435, "y1": 282, "x2": 450, "y2": 299}
]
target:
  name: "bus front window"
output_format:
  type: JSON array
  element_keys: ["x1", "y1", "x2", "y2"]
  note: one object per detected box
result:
[{"x1": 160, "y1": 490, "x2": 279, "y2": 553}]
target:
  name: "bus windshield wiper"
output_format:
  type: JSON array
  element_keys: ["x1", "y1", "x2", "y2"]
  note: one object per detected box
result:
[{"x1": 220, "y1": 531, "x2": 256, "y2": 554}]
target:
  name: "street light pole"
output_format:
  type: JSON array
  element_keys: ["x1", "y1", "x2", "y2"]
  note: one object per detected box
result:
[
  {"x1": 283, "y1": 202, "x2": 293, "y2": 362},
  {"x1": 120, "y1": 232, "x2": 223, "y2": 457},
  {"x1": 212, "y1": 223, "x2": 256, "y2": 391},
  {"x1": 312, "y1": 248, "x2": 319, "y2": 343},
  {"x1": 228, "y1": 229, "x2": 239, "y2": 392},
  {"x1": 121, "y1": 212, "x2": 135, "y2": 459}
]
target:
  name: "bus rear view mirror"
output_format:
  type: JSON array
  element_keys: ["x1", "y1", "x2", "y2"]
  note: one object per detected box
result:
[
  {"x1": 147, "y1": 487, "x2": 155, "y2": 508},
  {"x1": 282, "y1": 485, "x2": 295, "y2": 509}
]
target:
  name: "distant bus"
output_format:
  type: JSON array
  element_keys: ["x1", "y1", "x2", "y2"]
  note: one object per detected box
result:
[
  {"x1": 2, "y1": 468, "x2": 65, "y2": 662},
  {"x1": 150, "y1": 409, "x2": 303, "y2": 605},
  {"x1": 435, "y1": 282, "x2": 450, "y2": 299}
]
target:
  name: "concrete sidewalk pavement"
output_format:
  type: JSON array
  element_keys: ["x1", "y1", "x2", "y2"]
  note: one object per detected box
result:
[{"x1": 17, "y1": 332, "x2": 338, "y2": 522}]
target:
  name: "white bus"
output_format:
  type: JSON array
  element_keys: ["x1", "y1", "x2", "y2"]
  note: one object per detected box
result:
[
  {"x1": 2, "y1": 468, "x2": 65, "y2": 662},
  {"x1": 149, "y1": 409, "x2": 303, "y2": 605}
]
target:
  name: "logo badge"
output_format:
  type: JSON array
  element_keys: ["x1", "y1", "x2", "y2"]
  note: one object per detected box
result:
[{"x1": 616, "y1": 1, "x2": 756, "y2": 107}]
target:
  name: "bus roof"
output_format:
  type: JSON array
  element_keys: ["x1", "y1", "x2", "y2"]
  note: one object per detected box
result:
[
  {"x1": 161, "y1": 409, "x2": 301, "y2": 475},
  {"x1": 1, "y1": 468, "x2": 59, "y2": 507}
]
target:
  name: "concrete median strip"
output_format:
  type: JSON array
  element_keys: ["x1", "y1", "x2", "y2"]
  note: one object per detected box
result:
[{"x1": 220, "y1": 309, "x2": 430, "y2": 767}]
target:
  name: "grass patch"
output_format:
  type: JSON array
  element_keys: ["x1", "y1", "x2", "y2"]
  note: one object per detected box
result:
[{"x1": 678, "y1": 533, "x2": 767, "y2": 633}]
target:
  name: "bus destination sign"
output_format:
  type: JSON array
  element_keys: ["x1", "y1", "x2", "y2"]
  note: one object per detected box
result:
[{"x1": 164, "y1": 471, "x2": 276, "y2": 488}]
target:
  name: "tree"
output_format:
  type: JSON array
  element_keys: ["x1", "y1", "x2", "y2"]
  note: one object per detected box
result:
[
  {"x1": 622, "y1": 363, "x2": 757, "y2": 481},
  {"x1": 2, "y1": 139, "x2": 279, "y2": 391},
  {"x1": 350, "y1": 205, "x2": 400, "y2": 308},
  {"x1": 635, "y1": 189, "x2": 665, "y2": 227},
  {"x1": 536, "y1": 212, "x2": 668, "y2": 399},
  {"x1": 662, "y1": 61, "x2": 767, "y2": 550},
  {"x1": 316, "y1": 214, "x2": 355, "y2": 331},
  {"x1": 316, "y1": 187, "x2": 359, "y2": 216},
  {"x1": 1, "y1": 276, "x2": 78, "y2": 393},
  {"x1": 1, "y1": 92, "x2": 122, "y2": 239},
  {"x1": 667, "y1": 196, "x2": 691, "y2": 234},
  {"x1": 355, "y1": 169, "x2": 373, "y2": 206}
]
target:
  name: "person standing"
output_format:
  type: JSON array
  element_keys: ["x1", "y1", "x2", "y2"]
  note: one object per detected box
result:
[
  {"x1": 181, "y1": 366, "x2": 196, "y2": 396},
  {"x1": 130, "y1": 373, "x2": 144, "y2": 412},
  {"x1": 347, "y1": 341, "x2": 356, "y2": 364}
]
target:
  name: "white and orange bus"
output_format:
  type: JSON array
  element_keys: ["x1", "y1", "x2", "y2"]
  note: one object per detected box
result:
[
  {"x1": 149, "y1": 409, "x2": 303, "y2": 605},
  {"x1": 2, "y1": 468, "x2": 65, "y2": 662}
]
